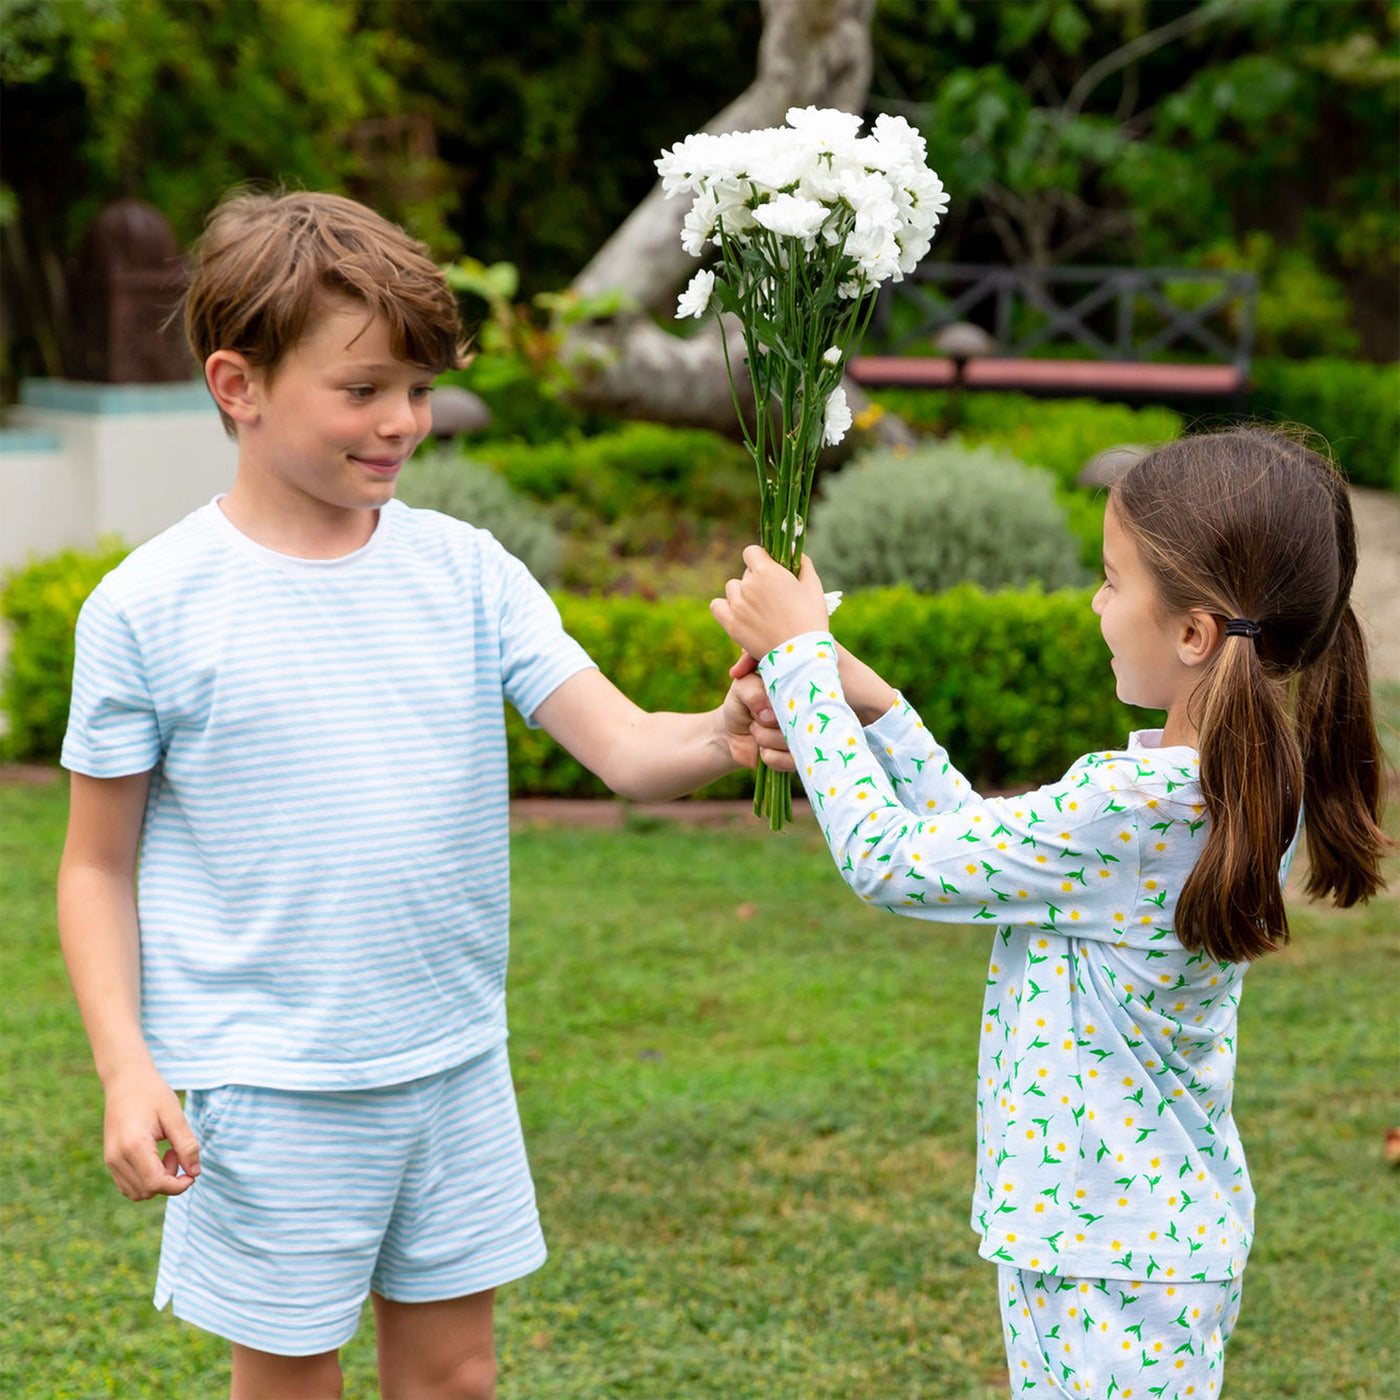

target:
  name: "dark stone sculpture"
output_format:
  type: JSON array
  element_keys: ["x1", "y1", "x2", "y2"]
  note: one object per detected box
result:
[{"x1": 67, "y1": 200, "x2": 193, "y2": 383}]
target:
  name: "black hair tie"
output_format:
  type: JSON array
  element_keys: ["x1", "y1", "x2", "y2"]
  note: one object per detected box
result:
[{"x1": 1224, "y1": 617, "x2": 1261, "y2": 639}]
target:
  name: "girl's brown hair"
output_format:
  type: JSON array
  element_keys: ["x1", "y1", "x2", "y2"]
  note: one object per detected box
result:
[
  {"x1": 1111, "y1": 427, "x2": 1389, "y2": 963},
  {"x1": 183, "y1": 188, "x2": 467, "y2": 433}
]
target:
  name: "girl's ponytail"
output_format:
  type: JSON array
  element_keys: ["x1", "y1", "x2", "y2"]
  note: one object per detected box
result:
[
  {"x1": 1176, "y1": 630, "x2": 1301, "y2": 964},
  {"x1": 1295, "y1": 605, "x2": 1388, "y2": 906},
  {"x1": 1112, "y1": 427, "x2": 1390, "y2": 965}
]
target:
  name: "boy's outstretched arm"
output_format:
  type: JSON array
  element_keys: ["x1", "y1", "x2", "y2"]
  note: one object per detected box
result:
[
  {"x1": 532, "y1": 667, "x2": 793, "y2": 802},
  {"x1": 57, "y1": 771, "x2": 201, "y2": 1200}
]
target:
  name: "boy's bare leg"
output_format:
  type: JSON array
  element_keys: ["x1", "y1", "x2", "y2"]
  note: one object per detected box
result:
[
  {"x1": 230, "y1": 1344, "x2": 342, "y2": 1399},
  {"x1": 373, "y1": 1288, "x2": 497, "y2": 1400}
]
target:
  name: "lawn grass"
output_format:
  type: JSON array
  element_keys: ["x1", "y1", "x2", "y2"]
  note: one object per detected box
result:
[{"x1": 2, "y1": 776, "x2": 1396, "y2": 1398}]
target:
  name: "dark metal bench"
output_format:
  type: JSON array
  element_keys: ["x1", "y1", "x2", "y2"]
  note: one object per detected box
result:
[{"x1": 849, "y1": 264, "x2": 1258, "y2": 406}]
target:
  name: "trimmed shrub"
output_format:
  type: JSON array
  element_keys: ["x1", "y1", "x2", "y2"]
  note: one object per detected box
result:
[
  {"x1": 865, "y1": 390, "x2": 1183, "y2": 487},
  {"x1": 396, "y1": 449, "x2": 562, "y2": 583},
  {"x1": 505, "y1": 584, "x2": 1152, "y2": 797},
  {"x1": 478, "y1": 420, "x2": 754, "y2": 524},
  {"x1": 1249, "y1": 358, "x2": 1399, "y2": 492},
  {"x1": 806, "y1": 441, "x2": 1092, "y2": 595},
  {"x1": 869, "y1": 368, "x2": 1400, "y2": 493},
  {"x1": 5, "y1": 554, "x2": 1146, "y2": 795},
  {"x1": 1, "y1": 539, "x2": 131, "y2": 761}
]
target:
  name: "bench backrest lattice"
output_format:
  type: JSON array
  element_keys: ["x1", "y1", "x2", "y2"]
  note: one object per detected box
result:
[{"x1": 874, "y1": 264, "x2": 1257, "y2": 369}]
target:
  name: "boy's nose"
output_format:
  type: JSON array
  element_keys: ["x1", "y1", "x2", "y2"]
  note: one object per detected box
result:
[{"x1": 380, "y1": 394, "x2": 422, "y2": 439}]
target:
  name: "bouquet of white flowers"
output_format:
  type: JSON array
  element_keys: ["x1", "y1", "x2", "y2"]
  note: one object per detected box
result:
[{"x1": 657, "y1": 105, "x2": 948, "y2": 828}]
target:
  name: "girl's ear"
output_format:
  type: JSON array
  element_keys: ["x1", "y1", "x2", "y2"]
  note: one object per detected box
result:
[
  {"x1": 204, "y1": 351, "x2": 261, "y2": 427},
  {"x1": 1177, "y1": 610, "x2": 1223, "y2": 669}
]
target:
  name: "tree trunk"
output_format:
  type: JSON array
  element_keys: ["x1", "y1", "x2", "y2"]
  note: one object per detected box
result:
[{"x1": 561, "y1": 0, "x2": 914, "y2": 448}]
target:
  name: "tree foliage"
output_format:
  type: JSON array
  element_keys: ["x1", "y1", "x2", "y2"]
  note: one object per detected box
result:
[
  {"x1": 871, "y1": 0, "x2": 1398, "y2": 356},
  {"x1": 0, "y1": 0, "x2": 1394, "y2": 396}
]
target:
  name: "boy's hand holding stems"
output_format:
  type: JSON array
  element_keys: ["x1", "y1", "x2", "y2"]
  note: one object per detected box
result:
[{"x1": 716, "y1": 545, "x2": 898, "y2": 729}]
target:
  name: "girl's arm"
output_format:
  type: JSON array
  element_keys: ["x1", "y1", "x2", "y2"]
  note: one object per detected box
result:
[
  {"x1": 714, "y1": 550, "x2": 1160, "y2": 942},
  {"x1": 57, "y1": 770, "x2": 201, "y2": 1200}
]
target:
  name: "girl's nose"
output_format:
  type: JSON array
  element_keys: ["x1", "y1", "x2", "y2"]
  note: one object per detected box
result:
[{"x1": 1091, "y1": 583, "x2": 1106, "y2": 616}]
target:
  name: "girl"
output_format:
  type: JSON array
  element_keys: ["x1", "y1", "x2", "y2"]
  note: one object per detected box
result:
[{"x1": 712, "y1": 429, "x2": 1388, "y2": 1398}]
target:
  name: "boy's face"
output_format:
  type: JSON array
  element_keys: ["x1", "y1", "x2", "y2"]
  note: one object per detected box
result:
[{"x1": 242, "y1": 297, "x2": 434, "y2": 513}]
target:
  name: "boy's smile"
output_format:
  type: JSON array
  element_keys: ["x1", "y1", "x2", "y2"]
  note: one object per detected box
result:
[{"x1": 219, "y1": 296, "x2": 436, "y2": 555}]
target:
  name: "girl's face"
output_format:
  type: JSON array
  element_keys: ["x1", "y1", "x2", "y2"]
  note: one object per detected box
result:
[{"x1": 1092, "y1": 499, "x2": 1196, "y2": 718}]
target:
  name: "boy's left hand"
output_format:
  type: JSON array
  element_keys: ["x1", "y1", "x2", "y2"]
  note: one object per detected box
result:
[
  {"x1": 722, "y1": 668, "x2": 794, "y2": 772},
  {"x1": 711, "y1": 547, "x2": 831, "y2": 660}
]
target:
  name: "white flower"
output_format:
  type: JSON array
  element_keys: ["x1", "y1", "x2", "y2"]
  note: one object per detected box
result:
[
  {"x1": 752, "y1": 193, "x2": 830, "y2": 241},
  {"x1": 823, "y1": 590, "x2": 843, "y2": 615},
  {"x1": 822, "y1": 346, "x2": 841, "y2": 365},
  {"x1": 822, "y1": 385, "x2": 852, "y2": 446},
  {"x1": 785, "y1": 105, "x2": 864, "y2": 157},
  {"x1": 677, "y1": 268, "x2": 716, "y2": 320}
]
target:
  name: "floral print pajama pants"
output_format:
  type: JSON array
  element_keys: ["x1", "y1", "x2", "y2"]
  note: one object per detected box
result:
[{"x1": 998, "y1": 1265, "x2": 1243, "y2": 1398}]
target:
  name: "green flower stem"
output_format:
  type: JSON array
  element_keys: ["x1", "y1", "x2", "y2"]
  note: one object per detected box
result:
[{"x1": 711, "y1": 211, "x2": 878, "y2": 828}]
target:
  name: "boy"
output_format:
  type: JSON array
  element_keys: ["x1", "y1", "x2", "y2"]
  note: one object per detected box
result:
[{"x1": 56, "y1": 188, "x2": 788, "y2": 1400}]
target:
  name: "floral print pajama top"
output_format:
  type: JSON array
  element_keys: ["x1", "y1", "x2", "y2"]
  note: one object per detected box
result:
[{"x1": 758, "y1": 632, "x2": 1287, "y2": 1285}]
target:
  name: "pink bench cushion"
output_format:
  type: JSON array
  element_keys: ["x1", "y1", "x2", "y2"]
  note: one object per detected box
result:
[{"x1": 849, "y1": 356, "x2": 1246, "y2": 395}]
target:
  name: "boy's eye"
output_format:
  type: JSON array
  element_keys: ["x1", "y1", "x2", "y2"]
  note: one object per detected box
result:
[
  {"x1": 348, "y1": 386, "x2": 376, "y2": 400},
  {"x1": 411, "y1": 385, "x2": 434, "y2": 399}
]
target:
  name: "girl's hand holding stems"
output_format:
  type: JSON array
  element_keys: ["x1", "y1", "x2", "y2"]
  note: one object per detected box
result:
[{"x1": 714, "y1": 546, "x2": 898, "y2": 729}]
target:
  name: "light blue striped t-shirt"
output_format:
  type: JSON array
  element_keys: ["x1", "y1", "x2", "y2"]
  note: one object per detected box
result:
[{"x1": 62, "y1": 498, "x2": 595, "y2": 1092}]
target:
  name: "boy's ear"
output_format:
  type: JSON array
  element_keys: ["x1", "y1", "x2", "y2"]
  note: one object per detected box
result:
[
  {"x1": 204, "y1": 351, "x2": 261, "y2": 426},
  {"x1": 1177, "y1": 610, "x2": 1223, "y2": 669}
]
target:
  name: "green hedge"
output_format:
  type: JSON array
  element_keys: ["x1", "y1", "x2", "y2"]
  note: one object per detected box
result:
[
  {"x1": 870, "y1": 360, "x2": 1400, "y2": 493},
  {"x1": 510, "y1": 585, "x2": 1151, "y2": 798},
  {"x1": 477, "y1": 421, "x2": 754, "y2": 524},
  {"x1": 4, "y1": 545, "x2": 1147, "y2": 793},
  {"x1": 1249, "y1": 357, "x2": 1400, "y2": 492},
  {"x1": 0, "y1": 539, "x2": 130, "y2": 762}
]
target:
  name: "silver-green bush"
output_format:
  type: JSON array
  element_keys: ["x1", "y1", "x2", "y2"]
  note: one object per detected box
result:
[
  {"x1": 396, "y1": 449, "x2": 562, "y2": 584},
  {"x1": 806, "y1": 440, "x2": 1091, "y2": 594}
]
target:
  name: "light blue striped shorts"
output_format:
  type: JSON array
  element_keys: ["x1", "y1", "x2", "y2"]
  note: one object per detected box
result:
[{"x1": 154, "y1": 1040, "x2": 546, "y2": 1356}]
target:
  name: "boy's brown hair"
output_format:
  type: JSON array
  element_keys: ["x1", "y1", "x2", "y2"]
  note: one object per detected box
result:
[{"x1": 184, "y1": 188, "x2": 466, "y2": 433}]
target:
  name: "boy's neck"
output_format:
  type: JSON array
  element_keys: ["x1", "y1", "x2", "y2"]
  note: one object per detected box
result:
[{"x1": 219, "y1": 478, "x2": 381, "y2": 560}]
